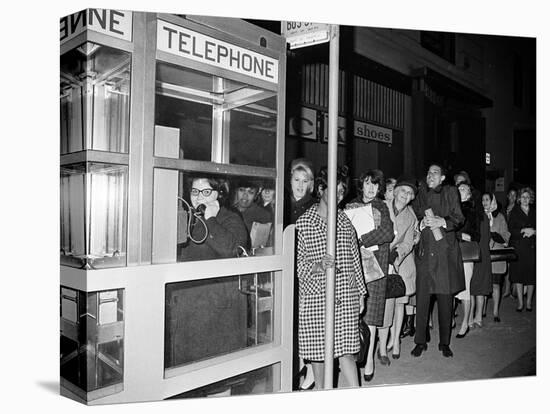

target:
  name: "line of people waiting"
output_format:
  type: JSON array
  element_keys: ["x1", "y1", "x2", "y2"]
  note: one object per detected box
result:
[{"x1": 287, "y1": 160, "x2": 536, "y2": 390}]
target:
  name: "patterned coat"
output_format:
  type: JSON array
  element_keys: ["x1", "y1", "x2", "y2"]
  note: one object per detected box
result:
[
  {"x1": 296, "y1": 205, "x2": 367, "y2": 360},
  {"x1": 346, "y1": 197, "x2": 394, "y2": 326},
  {"x1": 385, "y1": 200, "x2": 417, "y2": 296}
]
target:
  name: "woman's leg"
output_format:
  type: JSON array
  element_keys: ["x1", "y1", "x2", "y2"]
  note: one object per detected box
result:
[
  {"x1": 378, "y1": 327, "x2": 390, "y2": 357},
  {"x1": 457, "y1": 299, "x2": 470, "y2": 335},
  {"x1": 474, "y1": 295, "x2": 484, "y2": 325},
  {"x1": 364, "y1": 325, "x2": 377, "y2": 376},
  {"x1": 515, "y1": 283, "x2": 524, "y2": 310},
  {"x1": 492, "y1": 282, "x2": 501, "y2": 318},
  {"x1": 339, "y1": 354, "x2": 359, "y2": 388},
  {"x1": 311, "y1": 361, "x2": 325, "y2": 390},
  {"x1": 468, "y1": 295, "x2": 475, "y2": 326},
  {"x1": 526, "y1": 285, "x2": 535, "y2": 309},
  {"x1": 392, "y1": 302, "x2": 405, "y2": 355}
]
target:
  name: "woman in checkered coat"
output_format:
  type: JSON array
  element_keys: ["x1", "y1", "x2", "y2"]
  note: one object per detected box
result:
[{"x1": 295, "y1": 170, "x2": 367, "y2": 389}]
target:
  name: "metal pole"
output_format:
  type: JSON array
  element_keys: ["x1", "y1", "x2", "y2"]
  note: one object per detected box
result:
[{"x1": 323, "y1": 24, "x2": 339, "y2": 390}]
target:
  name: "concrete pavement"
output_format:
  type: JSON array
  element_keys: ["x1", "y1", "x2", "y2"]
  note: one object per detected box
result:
[{"x1": 358, "y1": 294, "x2": 536, "y2": 387}]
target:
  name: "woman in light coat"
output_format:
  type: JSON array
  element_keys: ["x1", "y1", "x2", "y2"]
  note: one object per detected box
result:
[{"x1": 380, "y1": 177, "x2": 418, "y2": 360}]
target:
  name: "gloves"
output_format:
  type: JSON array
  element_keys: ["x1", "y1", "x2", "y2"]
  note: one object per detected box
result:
[{"x1": 490, "y1": 232, "x2": 505, "y2": 244}]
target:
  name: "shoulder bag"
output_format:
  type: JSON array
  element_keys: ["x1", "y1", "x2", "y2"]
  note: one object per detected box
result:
[{"x1": 460, "y1": 240, "x2": 481, "y2": 262}]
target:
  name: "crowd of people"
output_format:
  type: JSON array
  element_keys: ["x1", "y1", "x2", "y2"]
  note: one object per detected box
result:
[
  {"x1": 287, "y1": 159, "x2": 536, "y2": 390},
  {"x1": 169, "y1": 159, "x2": 535, "y2": 390}
]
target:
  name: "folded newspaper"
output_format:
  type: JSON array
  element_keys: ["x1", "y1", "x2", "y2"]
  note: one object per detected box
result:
[{"x1": 345, "y1": 203, "x2": 378, "y2": 251}]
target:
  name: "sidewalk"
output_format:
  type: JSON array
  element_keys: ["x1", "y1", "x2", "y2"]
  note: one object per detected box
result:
[{"x1": 359, "y1": 294, "x2": 536, "y2": 387}]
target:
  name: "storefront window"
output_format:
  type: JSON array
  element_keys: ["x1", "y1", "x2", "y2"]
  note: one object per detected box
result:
[
  {"x1": 60, "y1": 163, "x2": 128, "y2": 269},
  {"x1": 164, "y1": 272, "x2": 274, "y2": 368},
  {"x1": 60, "y1": 42, "x2": 131, "y2": 154},
  {"x1": 60, "y1": 287, "x2": 124, "y2": 397}
]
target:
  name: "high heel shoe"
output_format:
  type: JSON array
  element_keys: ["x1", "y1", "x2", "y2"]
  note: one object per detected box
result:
[
  {"x1": 363, "y1": 371, "x2": 374, "y2": 382},
  {"x1": 493, "y1": 316, "x2": 501, "y2": 323},
  {"x1": 526, "y1": 307, "x2": 533, "y2": 312},
  {"x1": 455, "y1": 326, "x2": 469, "y2": 338},
  {"x1": 377, "y1": 349, "x2": 391, "y2": 366},
  {"x1": 299, "y1": 380, "x2": 315, "y2": 391},
  {"x1": 473, "y1": 321, "x2": 482, "y2": 329},
  {"x1": 299, "y1": 366, "x2": 315, "y2": 391}
]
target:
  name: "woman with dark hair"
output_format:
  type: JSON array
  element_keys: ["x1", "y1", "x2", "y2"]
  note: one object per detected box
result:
[
  {"x1": 295, "y1": 170, "x2": 367, "y2": 389},
  {"x1": 454, "y1": 183, "x2": 481, "y2": 337},
  {"x1": 482, "y1": 192, "x2": 510, "y2": 322},
  {"x1": 501, "y1": 187, "x2": 518, "y2": 297},
  {"x1": 316, "y1": 166, "x2": 349, "y2": 208},
  {"x1": 469, "y1": 184, "x2": 492, "y2": 328},
  {"x1": 179, "y1": 176, "x2": 248, "y2": 261},
  {"x1": 167, "y1": 176, "x2": 249, "y2": 367},
  {"x1": 505, "y1": 187, "x2": 518, "y2": 221},
  {"x1": 345, "y1": 169, "x2": 394, "y2": 382},
  {"x1": 508, "y1": 187, "x2": 536, "y2": 311}
]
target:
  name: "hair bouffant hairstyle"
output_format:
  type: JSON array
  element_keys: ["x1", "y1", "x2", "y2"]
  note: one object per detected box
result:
[
  {"x1": 518, "y1": 187, "x2": 535, "y2": 205},
  {"x1": 315, "y1": 165, "x2": 349, "y2": 196},
  {"x1": 357, "y1": 169, "x2": 385, "y2": 199},
  {"x1": 289, "y1": 158, "x2": 315, "y2": 193}
]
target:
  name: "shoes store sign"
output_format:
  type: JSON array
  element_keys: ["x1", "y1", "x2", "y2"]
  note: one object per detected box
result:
[
  {"x1": 60, "y1": 9, "x2": 133, "y2": 45},
  {"x1": 289, "y1": 106, "x2": 393, "y2": 145}
]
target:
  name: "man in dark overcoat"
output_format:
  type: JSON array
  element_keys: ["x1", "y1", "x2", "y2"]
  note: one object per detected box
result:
[{"x1": 411, "y1": 164, "x2": 465, "y2": 358}]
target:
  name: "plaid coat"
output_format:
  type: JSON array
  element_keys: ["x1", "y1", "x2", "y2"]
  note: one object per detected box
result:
[
  {"x1": 346, "y1": 197, "x2": 394, "y2": 326},
  {"x1": 296, "y1": 205, "x2": 367, "y2": 361}
]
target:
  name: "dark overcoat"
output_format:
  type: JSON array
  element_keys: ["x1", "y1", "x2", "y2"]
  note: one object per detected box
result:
[
  {"x1": 412, "y1": 184, "x2": 465, "y2": 295},
  {"x1": 508, "y1": 205, "x2": 536, "y2": 285}
]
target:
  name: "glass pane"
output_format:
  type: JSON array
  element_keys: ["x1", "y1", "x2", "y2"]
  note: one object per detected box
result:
[
  {"x1": 164, "y1": 273, "x2": 274, "y2": 368},
  {"x1": 60, "y1": 288, "x2": 124, "y2": 394},
  {"x1": 60, "y1": 163, "x2": 128, "y2": 269},
  {"x1": 168, "y1": 364, "x2": 280, "y2": 399},
  {"x1": 60, "y1": 42, "x2": 131, "y2": 153},
  {"x1": 155, "y1": 63, "x2": 213, "y2": 160},
  {"x1": 152, "y1": 170, "x2": 276, "y2": 264},
  {"x1": 154, "y1": 61, "x2": 278, "y2": 167},
  {"x1": 229, "y1": 96, "x2": 277, "y2": 168}
]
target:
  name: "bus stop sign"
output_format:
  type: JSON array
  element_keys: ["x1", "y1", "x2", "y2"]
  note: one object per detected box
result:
[{"x1": 282, "y1": 21, "x2": 330, "y2": 49}]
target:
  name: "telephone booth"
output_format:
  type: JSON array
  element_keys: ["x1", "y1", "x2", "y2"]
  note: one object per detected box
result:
[{"x1": 60, "y1": 9, "x2": 294, "y2": 404}]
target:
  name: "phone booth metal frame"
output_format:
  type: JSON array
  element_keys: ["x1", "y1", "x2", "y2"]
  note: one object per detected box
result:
[{"x1": 60, "y1": 10, "x2": 293, "y2": 404}]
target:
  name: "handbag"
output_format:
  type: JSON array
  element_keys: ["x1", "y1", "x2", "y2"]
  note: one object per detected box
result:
[
  {"x1": 357, "y1": 318, "x2": 371, "y2": 365},
  {"x1": 385, "y1": 273, "x2": 406, "y2": 298},
  {"x1": 460, "y1": 241, "x2": 481, "y2": 262},
  {"x1": 360, "y1": 247, "x2": 385, "y2": 284},
  {"x1": 490, "y1": 247, "x2": 518, "y2": 262}
]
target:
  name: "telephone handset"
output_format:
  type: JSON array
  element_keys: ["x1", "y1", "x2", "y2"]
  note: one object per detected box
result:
[
  {"x1": 177, "y1": 197, "x2": 209, "y2": 244},
  {"x1": 195, "y1": 203, "x2": 206, "y2": 216}
]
